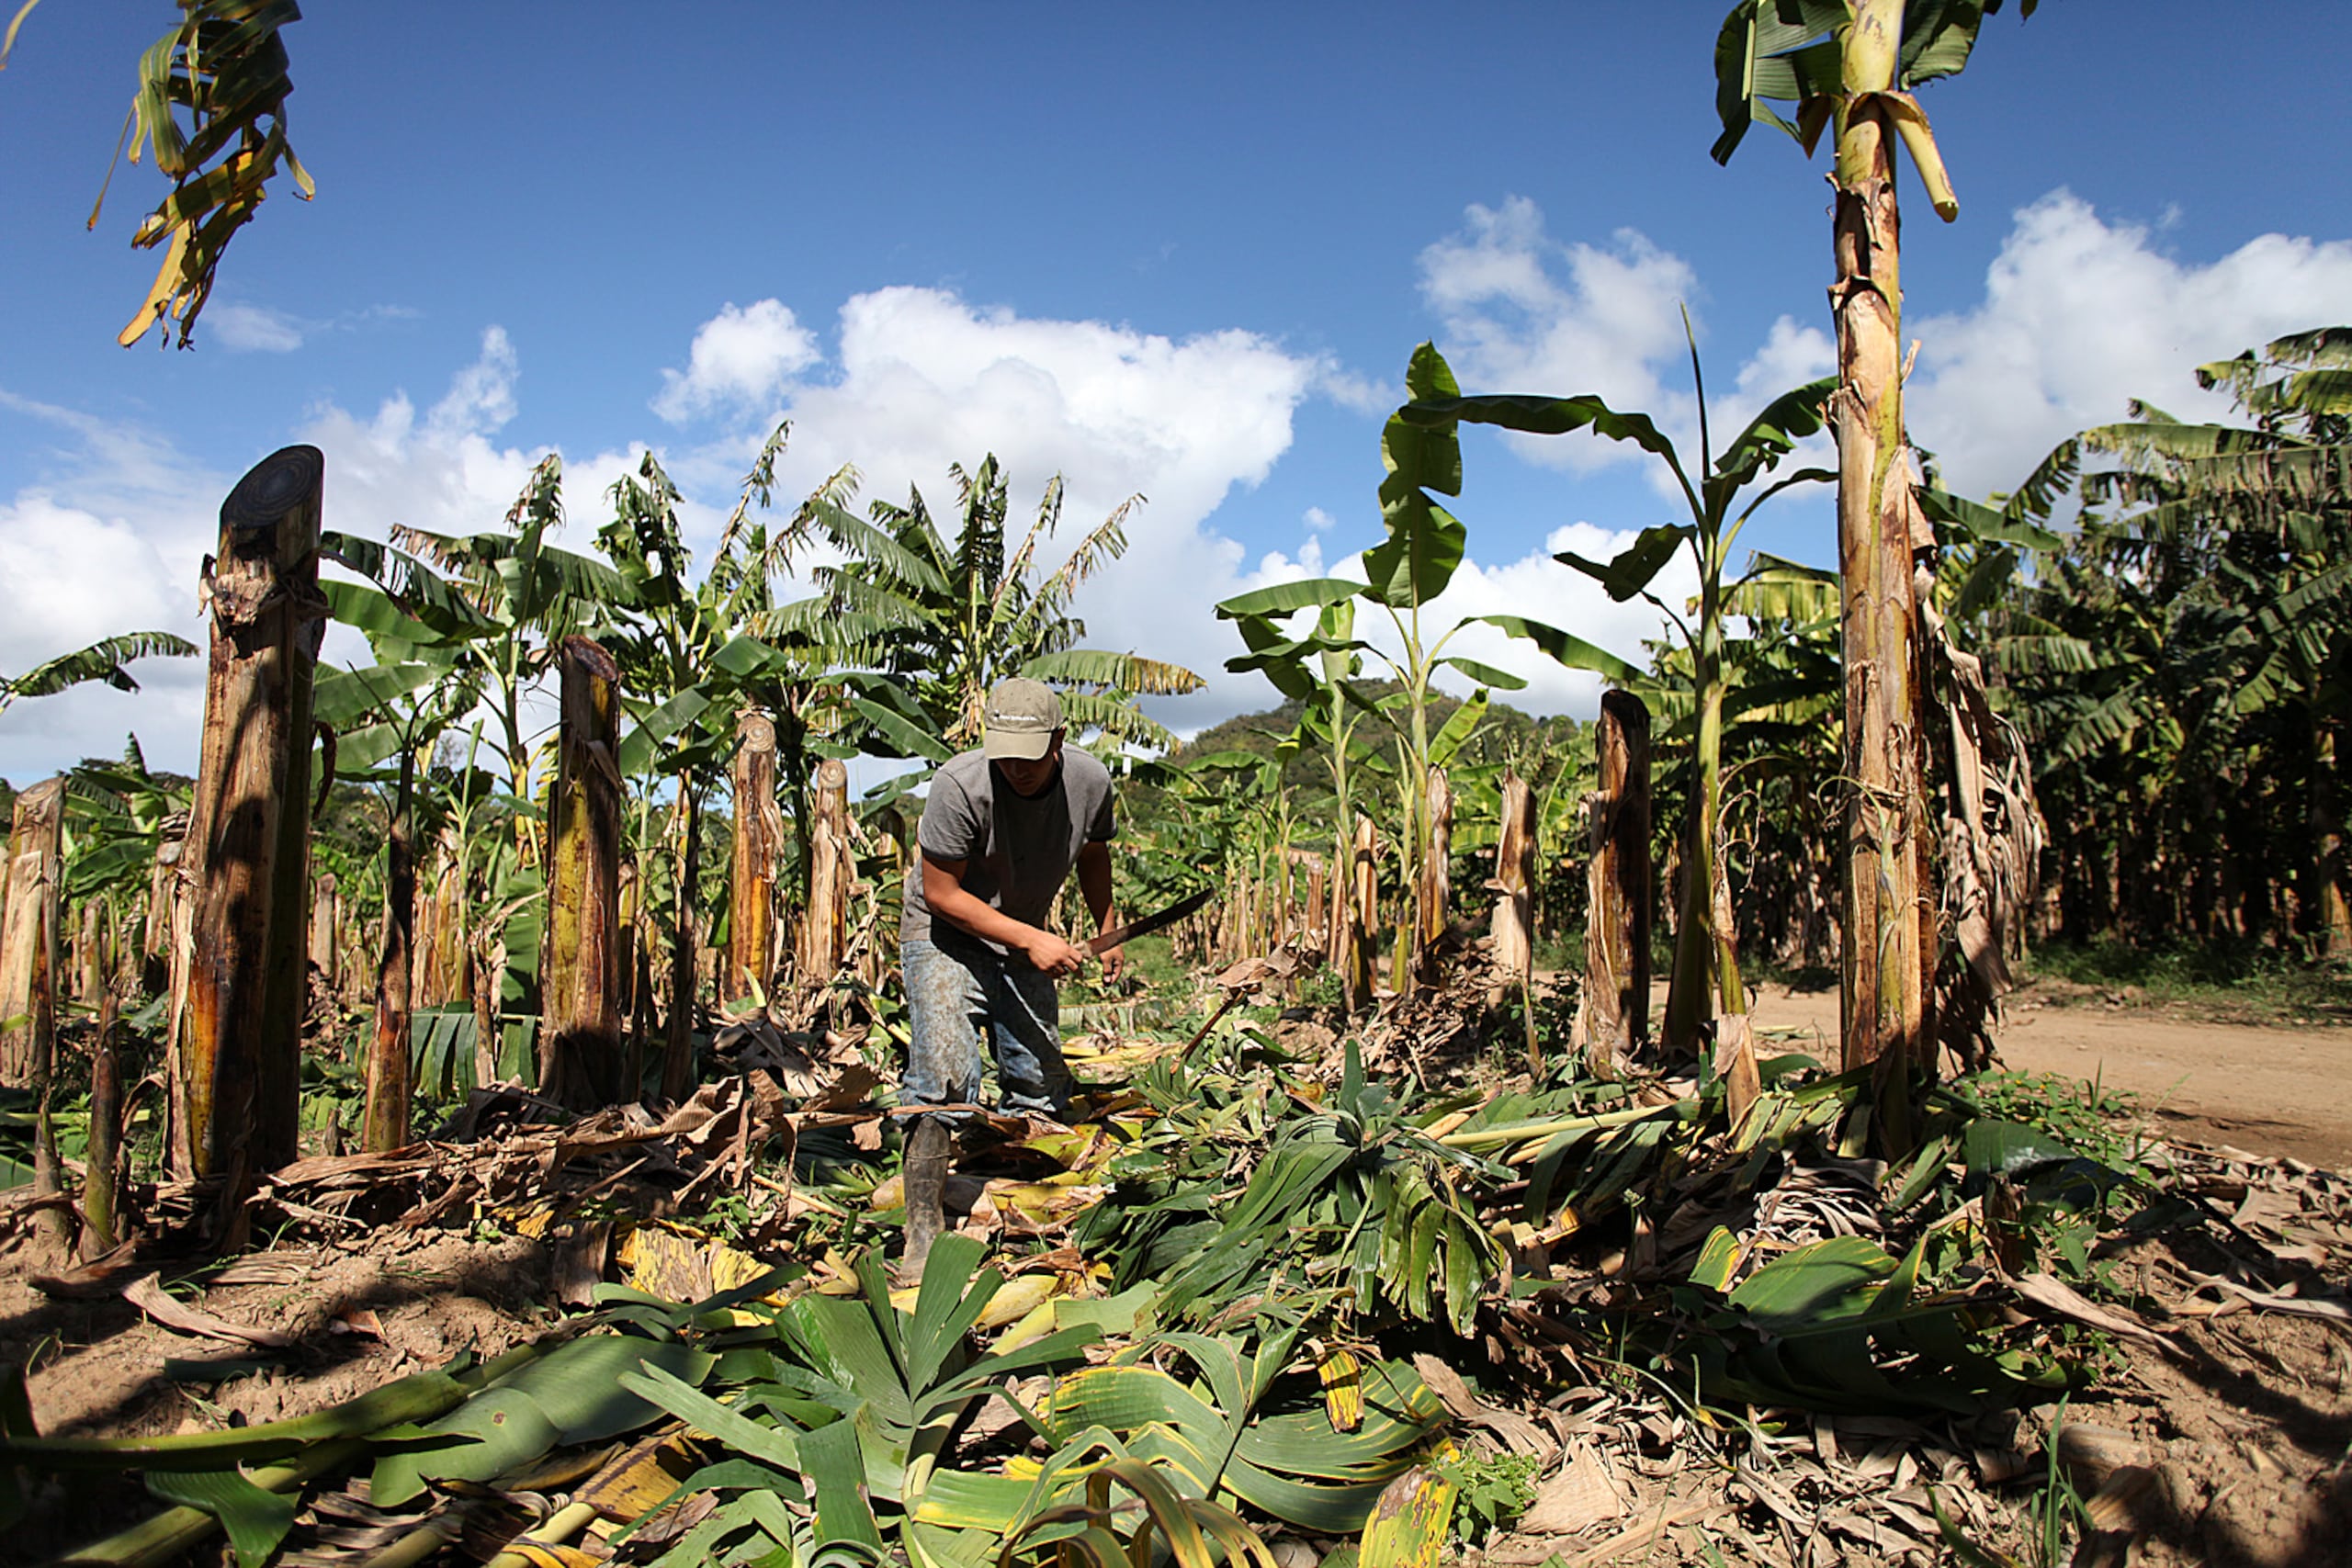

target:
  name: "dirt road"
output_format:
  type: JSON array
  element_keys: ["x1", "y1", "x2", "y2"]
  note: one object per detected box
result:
[{"x1": 1737, "y1": 983, "x2": 2352, "y2": 1168}]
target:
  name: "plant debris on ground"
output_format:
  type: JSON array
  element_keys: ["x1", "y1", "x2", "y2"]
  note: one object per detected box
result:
[{"x1": 3, "y1": 957, "x2": 2348, "y2": 1568}]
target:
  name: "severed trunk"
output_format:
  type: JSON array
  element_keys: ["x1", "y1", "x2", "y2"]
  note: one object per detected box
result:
[
  {"x1": 1304, "y1": 856, "x2": 1327, "y2": 946},
  {"x1": 728, "y1": 707, "x2": 783, "y2": 1005},
  {"x1": 661, "y1": 786, "x2": 703, "y2": 1103},
  {"x1": 309, "y1": 873, "x2": 339, "y2": 992},
  {"x1": 180, "y1": 446, "x2": 325, "y2": 1182},
  {"x1": 471, "y1": 929, "x2": 500, "y2": 1090},
  {"x1": 0, "y1": 781, "x2": 64, "y2": 1089},
  {"x1": 1575, "y1": 691, "x2": 1651, "y2": 1079},
  {"x1": 1832, "y1": 0, "x2": 1931, "y2": 1079},
  {"x1": 1345, "y1": 814, "x2": 1379, "y2": 1010},
  {"x1": 2, "y1": 783, "x2": 69, "y2": 1237},
  {"x1": 362, "y1": 750, "x2": 417, "y2": 1152},
  {"x1": 1489, "y1": 771, "x2": 1536, "y2": 1010},
  {"x1": 542, "y1": 637, "x2": 626, "y2": 1111},
  {"x1": 801, "y1": 758, "x2": 852, "y2": 987},
  {"x1": 1413, "y1": 767, "x2": 1453, "y2": 986},
  {"x1": 76, "y1": 900, "x2": 107, "y2": 1012}
]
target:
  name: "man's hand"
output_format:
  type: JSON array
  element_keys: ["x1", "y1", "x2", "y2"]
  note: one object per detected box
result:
[
  {"x1": 1021, "y1": 931, "x2": 1089, "y2": 977},
  {"x1": 1098, "y1": 943, "x2": 1125, "y2": 985}
]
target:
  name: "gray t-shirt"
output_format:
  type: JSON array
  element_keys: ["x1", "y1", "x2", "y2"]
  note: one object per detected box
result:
[{"x1": 900, "y1": 747, "x2": 1116, "y2": 953}]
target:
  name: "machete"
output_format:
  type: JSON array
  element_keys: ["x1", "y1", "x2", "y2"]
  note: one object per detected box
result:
[{"x1": 1084, "y1": 886, "x2": 1214, "y2": 955}]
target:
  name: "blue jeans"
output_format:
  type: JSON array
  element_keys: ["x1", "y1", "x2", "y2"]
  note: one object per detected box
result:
[{"x1": 900, "y1": 938, "x2": 1071, "y2": 1121}]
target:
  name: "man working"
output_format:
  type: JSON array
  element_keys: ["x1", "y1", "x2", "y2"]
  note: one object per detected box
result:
[{"x1": 897, "y1": 677, "x2": 1121, "y2": 1277}]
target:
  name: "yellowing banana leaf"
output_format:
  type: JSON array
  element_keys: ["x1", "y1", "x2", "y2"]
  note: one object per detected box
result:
[
  {"x1": 1357, "y1": 1465, "x2": 1455, "y2": 1568},
  {"x1": 1319, "y1": 1348, "x2": 1365, "y2": 1432},
  {"x1": 571, "y1": 1428, "x2": 701, "y2": 1523}
]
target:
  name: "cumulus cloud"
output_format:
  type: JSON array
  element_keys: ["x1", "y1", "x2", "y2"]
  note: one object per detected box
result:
[
  {"x1": 1418, "y1": 197, "x2": 1835, "y2": 490},
  {"x1": 653, "y1": 299, "x2": 822, "y2": 423},
  {"x1": 0, "y1": 331, "x2": 660, "y2": 780},
  {"x1": 1212, "y1": 521, "x2": 1696, "y2": 727},
  {"x1": 1908, "y1": 191, "x2": 2352, "y2": 497}
]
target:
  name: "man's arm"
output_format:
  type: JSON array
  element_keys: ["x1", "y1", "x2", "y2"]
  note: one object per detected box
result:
[
  {"x1": 1076, "y1": 840, "x2": 1120, "y2": 979},
  {"x1": 922, "y1": 852, "x2": 1089, "y2": 977}
]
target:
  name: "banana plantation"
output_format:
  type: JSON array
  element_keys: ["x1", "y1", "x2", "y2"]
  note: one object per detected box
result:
[{"x1": 2, "y1": 5, "x2": 2350, "y2": 1568}]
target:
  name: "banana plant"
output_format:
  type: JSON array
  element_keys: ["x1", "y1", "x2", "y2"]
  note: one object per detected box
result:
[
  {"x1": 1215, "y1": 358, "x2": 1508, "y2": 991},
  {"x1": 1394, "y1": 338, "x2": 1835, "y2": 1062},
  {"x1": 1713, "y1": 0, "x2": 2041, "y2": 1077},
  {"x1": 311, "y1": 614, "x2": 484, "y2": 1148},
  {"x1": 792, "y1": 455, "x2": 1204, "y2": 759}
]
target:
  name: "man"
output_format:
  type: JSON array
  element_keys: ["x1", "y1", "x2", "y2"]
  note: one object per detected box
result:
[{"x1": 897, "y1": 677, "x2": 1121, "y2": 1277}]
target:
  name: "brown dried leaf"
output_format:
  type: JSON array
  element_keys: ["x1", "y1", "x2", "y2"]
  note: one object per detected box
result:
[{"x1": 122, "y1": 1271, "x2": 296, "y2": 1348}]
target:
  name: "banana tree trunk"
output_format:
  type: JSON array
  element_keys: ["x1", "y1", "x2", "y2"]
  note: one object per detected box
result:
[
  {"x1": 1833, "y1": 0, "x2": 1930, "y2": 1077},
  {"x1": 76, "y1": 900, "x2": 106, "y2": 1011},
  {"x1": 801, "y1": 759, "x2": 852, "y2": 987},
  {"x1": 729, "y1": 707, "x2": 783, "y2": 1006},
  {"x1": 0, "y1": 780, "x2": 63, "y2": 1089},
  {"x1": 542, "y1": 636, "x2": 626, "y2": 1111},
  {"x1": 2312, "y1": 714, "x2": 2348, "y2": 956},
  {"x1": 84, "y1": 989, "x2": 121, "y2": 1258},
  {"x1": 362, "y1": 750, "x2": 416, "y2": 1153},
  {"x1": 181, "y1": 445, "x2": 325, "y2": 1182},
  {"x1": 309, "y1": 873, "x2": 339, "y2": 993},
  {"x1": 1667, "y1": 593, "x2": 1746, "y2": 1052},
  {"x1": 1347, "y1": 814, "x2": 1379, "y2": 1010},
  {"x1": 661, "y1": 785, "x2": 703, "y2": 1103},
  {"x1": 1576, "y1": 692, "x2": 1651, "y2": 1078},
  {"x1": 1489, "y1": 771, "x2": 1536, "y2": 1011},
  {"x1": 1413, "y1": 767, "x2": 1453, "y2": 986}
]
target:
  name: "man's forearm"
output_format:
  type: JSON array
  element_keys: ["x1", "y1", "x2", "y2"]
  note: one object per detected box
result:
[{"x1": 927, "y1": 881, "x2": 1046, "y2": 952}]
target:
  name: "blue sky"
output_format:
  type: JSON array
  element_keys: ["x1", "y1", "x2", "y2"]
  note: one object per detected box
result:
[{"x1": 6, "y1": 2, "x2": 2352, "y2": 783}]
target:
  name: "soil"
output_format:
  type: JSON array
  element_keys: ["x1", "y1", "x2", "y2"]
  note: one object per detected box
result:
[
  {"x1": 6, "y1": 988, "x2": 2351, "y2": 1566},
  {"x1": 1739, "y1": 977, "x2": 2352, "y2": 1170}
]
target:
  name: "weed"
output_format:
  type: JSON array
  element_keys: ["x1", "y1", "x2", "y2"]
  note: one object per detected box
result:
[{"x1": 1434, "y1": 1448, "x2": 1539, "y2": 1546}]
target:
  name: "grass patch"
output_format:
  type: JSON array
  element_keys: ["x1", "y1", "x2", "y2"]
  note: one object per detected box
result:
[{"x1": 2021, "y1": 937, "x2": 2352, "y2": 1026}]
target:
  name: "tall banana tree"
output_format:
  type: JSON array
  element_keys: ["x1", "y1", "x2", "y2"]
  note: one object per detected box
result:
[
  {"x1": 796, "y1": 456, "x2": 1204, "y2": 758},
  {"x1": 1712, "y1": 0, "x2": 2039, "y2": 1077},
  {"x1": 1392, "y1": 340, "x2": 1835, "y2": 1054}
]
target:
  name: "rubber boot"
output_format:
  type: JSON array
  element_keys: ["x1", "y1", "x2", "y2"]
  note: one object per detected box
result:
[{"x1": 898, "y1": 1116, "x2": 952, "y2": 1286}]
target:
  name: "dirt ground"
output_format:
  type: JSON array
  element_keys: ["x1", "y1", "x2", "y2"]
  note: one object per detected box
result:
[
  {"x1": 6, "y1": 990, "x2": 2351, "y2": 1566},
  {"x1": 1739, "y1": 979, "x2": 2352, "y2": 1170}
]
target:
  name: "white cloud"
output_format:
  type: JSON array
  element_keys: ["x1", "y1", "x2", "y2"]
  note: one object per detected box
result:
[
  {"x1": 210, "y1": 302, "x2": 307, "y2": 353},
  {"x1": 653, "y1": 299, "x2": 822, "y2": 423},
  {"x1": 1908, "y1": 191, "x2": 2352, "y2": 497},
  {"x1": 1206, "y1": 522, "x2": 1691, "y2": 728},
  {"x1": 1417, "y1": 197, "x2": 1836, "y2": 491},
  {"x1": 1419, "y1": 197, "x2": 1699, "y2": 467},
  {"x1": 1302, "y1": 506, "x2": 1336, "y2": 533}
]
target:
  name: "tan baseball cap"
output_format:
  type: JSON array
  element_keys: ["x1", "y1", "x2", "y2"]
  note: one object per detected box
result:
[{"x1": 981, "y1": 677, "x2": 1063, "y2": 761}]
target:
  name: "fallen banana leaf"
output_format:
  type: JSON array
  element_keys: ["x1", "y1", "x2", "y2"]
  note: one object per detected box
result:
[
  {"x1": 144, "y1": 1465, "x2": 297, "y2": 1568},
  {"x1": 371, "y1": 1337, "x2": 713, "y2": 1506},
  {"x1": 5, "y1": 1346, "x2": 540, "y2": 1471},
  {"x1": 1357, "y1": 1464, "x2": 1455, "y2": 1568}
]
